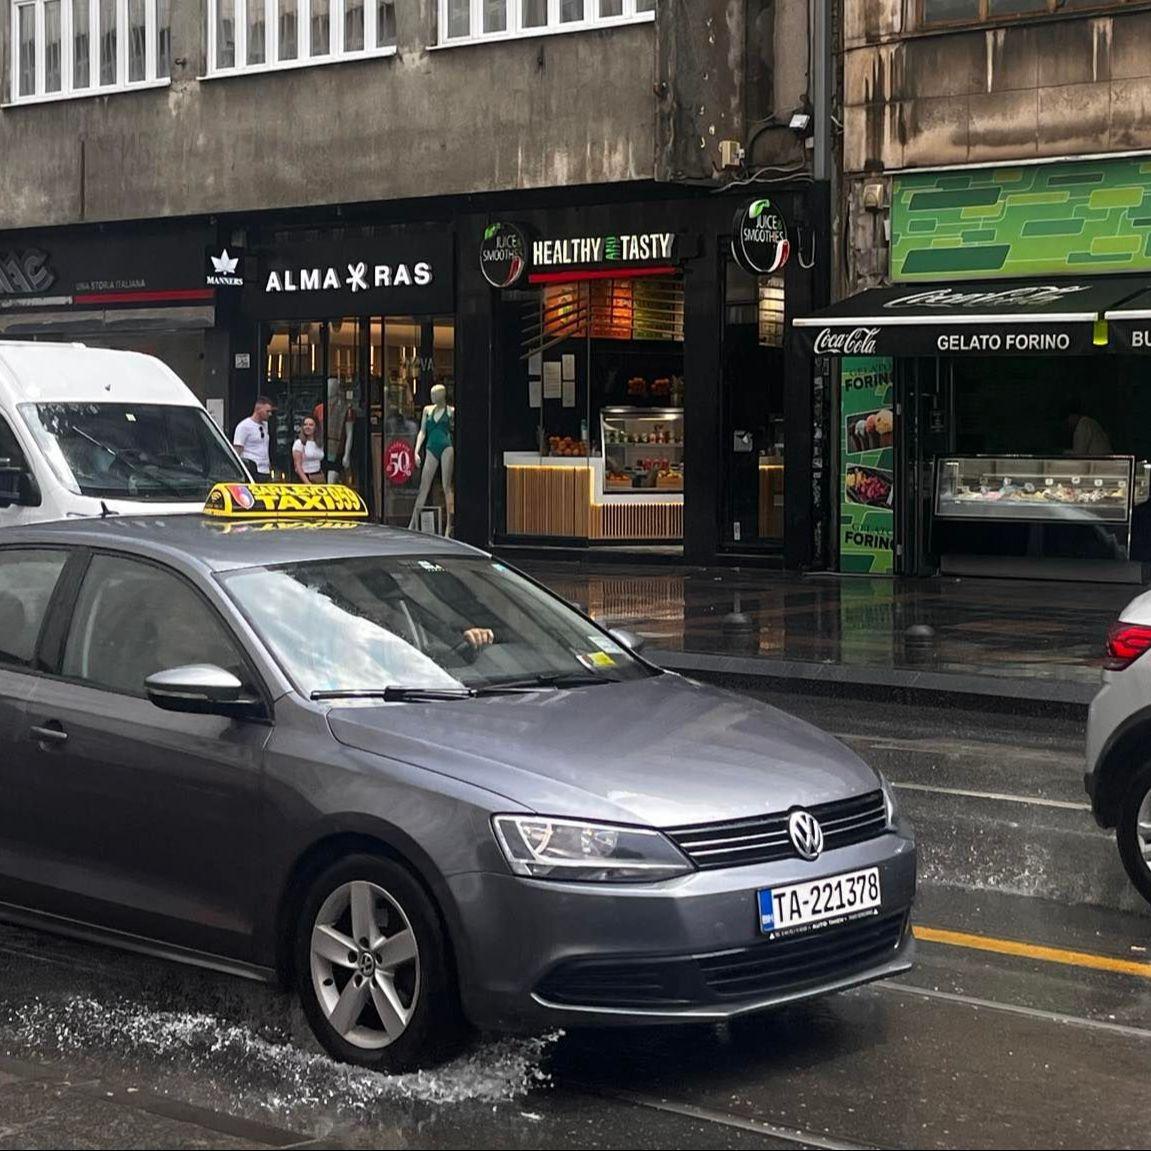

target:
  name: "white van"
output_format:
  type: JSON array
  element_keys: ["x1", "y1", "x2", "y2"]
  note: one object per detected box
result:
[{"x1": 0, "y1": 342, "x2": 251, "y2": 525}]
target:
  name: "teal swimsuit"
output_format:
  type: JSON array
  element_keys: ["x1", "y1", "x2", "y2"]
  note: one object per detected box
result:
[{"x1": 425, "y1": 407, "x2": 453, "y2": 461}]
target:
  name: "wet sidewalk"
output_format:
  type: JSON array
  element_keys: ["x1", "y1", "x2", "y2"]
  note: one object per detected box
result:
[{"x1": 511, "y1": 558, "x2": 1136, "y2": 707}]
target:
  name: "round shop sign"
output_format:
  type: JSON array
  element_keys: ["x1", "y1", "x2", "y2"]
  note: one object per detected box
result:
[
  {"x1": 384, "y1": 439, "x2": 415, "y2": 484},
  {"x1": 731, "y1": 198, "x2": 791, "y2": 276},
  {"x1": 480, "y1": 222, "x2": 529, "y2": 288}
]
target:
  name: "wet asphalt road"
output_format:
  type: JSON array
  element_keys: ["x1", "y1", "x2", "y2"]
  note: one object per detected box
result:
[{"x1": 0, "y1": 693, "x2": 1148, "y2": 1150}]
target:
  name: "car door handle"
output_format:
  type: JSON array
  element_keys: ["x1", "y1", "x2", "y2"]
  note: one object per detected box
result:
[{"x1": 30, "y1": 723, "x2": 68, "y2": 747}]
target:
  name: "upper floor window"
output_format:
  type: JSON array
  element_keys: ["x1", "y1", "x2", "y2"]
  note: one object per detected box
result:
[
  {"x1": 11, "y1": 0, "x2": 170, "y2": 103},
  {"x1": 438, "y1": 0, "x2": 655, "y2": 46},
  {"x1": 921, "y1": 0, "x2": 1138, "y2": 26},
  {"x1": 208, "y1": 0, "x2": 397, "y2": 74}
]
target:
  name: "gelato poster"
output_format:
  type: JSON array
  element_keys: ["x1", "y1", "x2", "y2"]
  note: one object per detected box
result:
[{"x1": 840, "y1": 357, "x2": 895, "y2": 574}]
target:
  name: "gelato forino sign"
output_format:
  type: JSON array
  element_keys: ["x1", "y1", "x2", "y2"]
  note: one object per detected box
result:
[
  {"x1": 480, "y1": 222, "x2": 528, "y2": 288},
  {"x1": 731, "y1": 198, "x2": 791, "y2": 276}
]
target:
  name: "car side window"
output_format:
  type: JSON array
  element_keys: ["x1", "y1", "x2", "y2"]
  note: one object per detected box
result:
[
  {"x1": 0, "y1": 549, "x2": 68, "y2": 668},
  {"x1": 0, "y1": 414, "x2": 28, "y2": 470},
  {"x1": 62, "y1": 554, "x2": 247, "y2": 697}
]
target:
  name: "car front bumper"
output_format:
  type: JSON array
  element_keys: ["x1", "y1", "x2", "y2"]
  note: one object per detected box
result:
[{"x1": 447, "y1": 828, "x2": 916, "y2": 1031}]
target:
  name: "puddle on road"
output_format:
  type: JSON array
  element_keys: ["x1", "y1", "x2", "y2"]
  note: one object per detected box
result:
[{"x1": 0, "y1": 993, "x2": 557, "y2": 1120}]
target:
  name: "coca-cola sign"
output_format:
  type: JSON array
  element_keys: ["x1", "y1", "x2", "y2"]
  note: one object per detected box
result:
[
  {"x1": 812, "y1": 327, "x2": 880, "y2": 356},
  {"x1": 883, "y1": 284, "x2": 1091, "y2": 311}
]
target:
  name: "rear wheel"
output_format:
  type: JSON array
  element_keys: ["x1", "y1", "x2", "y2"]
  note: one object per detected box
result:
[
  {"x1": 293, "y1": 853, "x2": 465, "y2": 1070},
  {"x1": 1116, "y1": 763, "x2": 1151, "y2": 907}
]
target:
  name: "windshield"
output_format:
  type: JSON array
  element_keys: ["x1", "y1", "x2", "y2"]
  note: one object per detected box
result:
[
  {"x1": 19, "y1": 402, "x2": 247, "y2": 501},
  {"x1": 221, "y1": 555, "x2": 654, "y2": 696}
]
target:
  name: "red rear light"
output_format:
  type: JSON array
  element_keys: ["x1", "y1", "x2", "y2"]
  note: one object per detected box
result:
[{"x1": 1105, "y1": 622, "x2": 1151, "y2": 670}]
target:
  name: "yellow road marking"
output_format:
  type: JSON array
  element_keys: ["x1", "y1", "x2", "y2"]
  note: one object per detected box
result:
[{"x1": 913, "y1": 925, "x2": 1151, "y2": 979}]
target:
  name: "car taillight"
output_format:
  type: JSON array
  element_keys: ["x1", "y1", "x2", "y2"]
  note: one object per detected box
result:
[{"x1": 1105, "y1": 622, "x2": 1151, "y2": 670}]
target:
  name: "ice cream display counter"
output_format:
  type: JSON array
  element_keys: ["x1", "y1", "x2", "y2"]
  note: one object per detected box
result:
[{"x1": 933, "y1": 455, "x2": 1151, "y2": 580}]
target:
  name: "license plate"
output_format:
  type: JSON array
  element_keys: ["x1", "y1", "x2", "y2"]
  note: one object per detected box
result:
[{"x1": 758, "y1": 866, "x2": 882, "y2": 939}]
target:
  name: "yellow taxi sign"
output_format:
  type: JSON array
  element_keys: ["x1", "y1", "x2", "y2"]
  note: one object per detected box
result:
[{"x1": 204, "y1": 482, "x2": 369, "y2": 520}]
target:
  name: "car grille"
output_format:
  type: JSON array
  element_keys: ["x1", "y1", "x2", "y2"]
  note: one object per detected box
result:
[
  {"x1": 666, "y1": 789, "x2": 887, "y2": 871},
  {"x1": 536, "y1": 911, "x2": 908, "y2": 1010}
]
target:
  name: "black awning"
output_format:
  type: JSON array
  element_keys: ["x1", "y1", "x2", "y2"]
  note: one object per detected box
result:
[
  {"x1": 1105, "y1": 289, "x2": 1151, "y2": 352},
  {"x1": 794, "y1": 277, "x2": 1150, "y2": 357}
]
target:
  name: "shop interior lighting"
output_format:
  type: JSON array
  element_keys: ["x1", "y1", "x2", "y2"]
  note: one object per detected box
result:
[{"x1": 758, "y1": 275, "x2": 786, "y2": 348}]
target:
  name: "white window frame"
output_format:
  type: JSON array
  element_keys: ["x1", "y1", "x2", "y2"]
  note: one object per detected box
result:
[
  {"x1": 205, "y1": 0, "x2": 397, "y2": 77},
  {"x1": 7, "y1": 0, "x2": 170, "y2": 104},
  {"x1": 434, "y1": 0, "x2": 655, "y2": 47}
]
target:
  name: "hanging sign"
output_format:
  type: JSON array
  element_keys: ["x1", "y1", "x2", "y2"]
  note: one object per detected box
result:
[
  {"x1": 480, "y1": 222, "x2": 529, "y2": 288},
  {"x1": 731, "y1": 198, "x2": 791, "y2": 276}
]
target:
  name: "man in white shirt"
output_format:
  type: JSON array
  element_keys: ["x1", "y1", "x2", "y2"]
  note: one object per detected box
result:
[
  {"x1": 233, "y1": 396, "x2": 274, "y2": 479},
  {"x1": 1063, "y1": 399, "x2": 1113, "y2": 457}
]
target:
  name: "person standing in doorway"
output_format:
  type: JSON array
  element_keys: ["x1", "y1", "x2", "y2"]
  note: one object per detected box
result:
[
  {"x1": 234, "y1": 396, "x2": 275, "y2": 480},
  {"x1": 1063, "y1": 398, "x2": 1113, "y2": 456},
  {"x1": 292, "y1": 417, "x2": 324, "y2": 484}
]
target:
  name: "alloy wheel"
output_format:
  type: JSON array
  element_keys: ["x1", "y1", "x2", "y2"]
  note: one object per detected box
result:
[
  {"x1": 1138, "y1": 787, "x2": 1151, "y2": 872},
  {"x1": 309, "y1": 880, "x2": 421, "y2": 1050}
]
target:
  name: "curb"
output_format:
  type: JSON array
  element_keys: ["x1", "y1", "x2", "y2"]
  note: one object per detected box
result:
[{"x1": 644, "y1": 649, "x2": 1098, "y2": 710}]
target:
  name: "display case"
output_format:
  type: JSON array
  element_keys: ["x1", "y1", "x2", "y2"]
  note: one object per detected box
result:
[
  {"x1": 601, "y1": 407, "x2": 684, "y2": 494},
  {"x1": 935, "y1": 456, "x2": 1136, "y2": 524}
]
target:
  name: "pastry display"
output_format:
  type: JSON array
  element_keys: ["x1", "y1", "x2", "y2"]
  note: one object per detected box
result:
[{"x1": 845, "y1": 465, "x2": 893, "y2": 508}]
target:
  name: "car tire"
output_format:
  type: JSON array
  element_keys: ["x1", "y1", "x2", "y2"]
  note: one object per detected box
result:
[
  {"x1": 1116, "y1": 763, "x2": 1151, "y2": 907},
  {"x1": 293, "y1": 853, "x2": 466, "y2": 1071}
]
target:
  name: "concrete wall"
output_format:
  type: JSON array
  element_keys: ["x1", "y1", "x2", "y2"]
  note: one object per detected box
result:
[
  {"x1": 840, "y1": 2, "x2": 1151, "y2": 291},
  {"x1": 0, "y1": 0, "x2": 660, "y2": 228}
]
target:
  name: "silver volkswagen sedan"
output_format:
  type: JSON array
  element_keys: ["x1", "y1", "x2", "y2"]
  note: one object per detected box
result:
[{"x1": 0, "y1": 515, "x2": 915, "y2": 1070}]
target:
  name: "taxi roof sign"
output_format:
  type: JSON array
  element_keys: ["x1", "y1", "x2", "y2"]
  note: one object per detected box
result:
[{"x1": 204, "y1": 482, "x2": 369, "y2": 520}]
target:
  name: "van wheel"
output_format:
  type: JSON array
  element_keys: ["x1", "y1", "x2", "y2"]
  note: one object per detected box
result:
[
  {"x1": 294, "y1": 854, "x2": 465, "y2": 1070},
  {"x1": 1116, "y1": 763, "x2": 1151, "y2": 907}
]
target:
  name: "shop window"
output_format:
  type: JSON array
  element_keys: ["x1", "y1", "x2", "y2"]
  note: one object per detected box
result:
[
  {"x1": 9, "y1": 0, "x2": 170, "y2": 103},
  {"x1": 920, "y1": 0, "x2": 1134, "y2": 26},
  {"x1": 439, "y1": 0, "x2": 654, "y2": 46},
  {"x1": 208, "y1": 0, "x2": 397, "y2": 75}
]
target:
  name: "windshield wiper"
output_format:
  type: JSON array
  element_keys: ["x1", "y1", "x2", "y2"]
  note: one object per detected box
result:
[
  {"x1": 310, "y1": 685, "x2": 542, "y2": 703},
  {"x1": 497, "y1": 672, "x2": 619, "y2": 690},
  {"x1": 70, "y1": 426, "x2": 186, "y2": 497}
]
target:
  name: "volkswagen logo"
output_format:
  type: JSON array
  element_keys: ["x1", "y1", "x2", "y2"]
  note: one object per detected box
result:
[{"x1": 788, "y1": 809, "x2": 824, "y2": 861}]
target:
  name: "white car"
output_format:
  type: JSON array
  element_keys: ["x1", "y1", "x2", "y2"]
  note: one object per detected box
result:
[
  {"x1": 1085, "y1": 594, "x2": 1151, "y2": 905},
  {"x1": 0, "y1": 342, "x2": 249, "y2": 526}
]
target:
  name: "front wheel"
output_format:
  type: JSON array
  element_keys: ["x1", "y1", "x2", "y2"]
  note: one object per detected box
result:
[
  {"x1": 293, "y1": 854, "x2": 465, "y2": 1070},
  {"x1": 1116, "y1": 763, "x2": 1151, "y2": 907}
]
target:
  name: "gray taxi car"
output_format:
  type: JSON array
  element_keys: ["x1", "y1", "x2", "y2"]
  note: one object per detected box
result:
[{"x1": 0, "y1": 516, "x2": 916, "y2": 1070}]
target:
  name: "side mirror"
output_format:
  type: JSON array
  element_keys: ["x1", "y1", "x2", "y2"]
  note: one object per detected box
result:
[
  {"x1": 610, "y1": 628, "x2": 646, "y2": 655},
  {"x1": 145, "y1": 664, "x2": 263, "y2": 719},
  {"x1": 0, "y1": 466, "x2": 41, "y2": 509}
]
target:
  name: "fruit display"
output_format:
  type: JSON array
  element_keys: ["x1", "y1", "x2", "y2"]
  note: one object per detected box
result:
[
  {"x1": 547, "y1": 436, "x2": 589, "y2": 457},
  {"x1": 845, "y1": 465, "x2": 893, "y2": 508}
]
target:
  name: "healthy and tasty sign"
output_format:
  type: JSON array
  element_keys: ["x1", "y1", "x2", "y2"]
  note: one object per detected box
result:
[
  {"x1": 892, "y1": 158, "x2": 1151, "y2": 282},
  {"x1": 840, "y1": 357, "x2": 895, "y2": 575},
  {"x1": 247, "y1": 232, "x2": 454, "y2": 318},
  {"x1": 730, "y1": 198, "x2": 790, "y2": 276},
  {"x1": 203, "y1": 482, "x2": 368, "y2": 520}
]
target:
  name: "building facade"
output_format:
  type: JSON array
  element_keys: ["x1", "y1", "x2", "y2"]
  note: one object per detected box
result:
[
  {"x1": 809, "y1": 1, "x2": 1151, "y2": 581},
  {"x1": 0, "y1": 0, "x2": 834, "y2": 567}
]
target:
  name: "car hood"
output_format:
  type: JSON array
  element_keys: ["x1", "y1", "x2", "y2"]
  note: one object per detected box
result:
[{"x1": 326, "y1": 674, "x2": 879, "y2": 828}]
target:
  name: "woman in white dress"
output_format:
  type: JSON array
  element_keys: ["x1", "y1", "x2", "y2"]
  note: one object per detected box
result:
[{"x1": 292, "y1": 417, "x2": 324, "y2": 484}]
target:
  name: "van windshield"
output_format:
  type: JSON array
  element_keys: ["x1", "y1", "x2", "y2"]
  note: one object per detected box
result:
[{"x1": 19, "y1": 403, "x2": 247, "y2": 501}]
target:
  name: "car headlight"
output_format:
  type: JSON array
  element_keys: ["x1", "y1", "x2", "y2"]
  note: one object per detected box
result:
[
  {"x1": 492, "y1": 815, "x2": 693, "y2": 882},
  {"x1": 878, "y1": 771, "x2": 899, "y2": 828}
]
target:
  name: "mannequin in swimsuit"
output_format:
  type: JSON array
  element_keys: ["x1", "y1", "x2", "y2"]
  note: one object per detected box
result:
[{"x1": 409, "y1": 384, "x2": 455, "y2": 535}]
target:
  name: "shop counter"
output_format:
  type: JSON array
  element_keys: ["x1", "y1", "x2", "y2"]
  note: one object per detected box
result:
[{"x1": 504, "y1": 452, "x2": 683, "y2": 541}]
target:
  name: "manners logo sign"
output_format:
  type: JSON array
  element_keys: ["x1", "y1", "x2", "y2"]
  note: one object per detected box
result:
[{"x1": 206, "y1": 248, "x2": 244, "y2": 289}]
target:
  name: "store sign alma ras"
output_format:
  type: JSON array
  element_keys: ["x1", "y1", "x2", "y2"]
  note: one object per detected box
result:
[
  {"x1": 480, "y1": 222, "x2": 529, "y2": 288},
  {"x1": 731, "y1": 199, "x2": 791, "y2": 276},
  {"x1": 265, "y1": 259, "x2": 433, "y2": 294}
]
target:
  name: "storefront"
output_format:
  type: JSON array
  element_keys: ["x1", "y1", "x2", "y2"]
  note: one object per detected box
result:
[
  {"x1": 0, "y1": 221, "x2": 224, "y2": 407},
  {"x1": 799, "y1": 157, "x2": 1151, "y2": 583},
  {"x1": 476, "y1": 186, "x2": 828, "y2": 566},
  {"x1": 236, "y1": 224, "x2": 455, "y2": 527}
]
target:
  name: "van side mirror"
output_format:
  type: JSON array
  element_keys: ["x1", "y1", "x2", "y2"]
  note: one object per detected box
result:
[
  {"x1": 0, "y1": 466, "x2": 40, "y2": 509},
  {"x1": 610, "y1": 628, "x2": 646, "y2": 655},
  {"x1": 145, "y1": 664, "x2": 265, "y2": 720}
]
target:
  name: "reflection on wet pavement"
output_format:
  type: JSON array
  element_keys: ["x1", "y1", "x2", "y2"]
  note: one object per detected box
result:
[{"x1": 516, "y1": 560, "x2": 1132, "y2": 684}]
